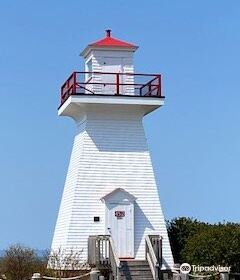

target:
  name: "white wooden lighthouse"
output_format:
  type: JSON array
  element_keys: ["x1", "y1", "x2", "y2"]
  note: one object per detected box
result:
[{"x1": 51, "y1": 30, "x2": 174, "y2": 271}]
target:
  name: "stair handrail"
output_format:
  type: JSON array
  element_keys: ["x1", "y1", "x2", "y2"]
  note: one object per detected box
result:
[
  {"x1": 109, "y1": 236, "x2": 121, "y2": 280},
  {"x1": 145, "y1": 234, "x2": 162, "y2": 280},
  {"x1": 88, "y1": 235, "x2": 120, "y2": 280}
]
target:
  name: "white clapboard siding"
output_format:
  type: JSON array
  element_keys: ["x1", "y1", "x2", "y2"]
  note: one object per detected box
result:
[
  {"x1": 51, "y1": 106, "x2": 174, "y2": 269},
  {"x1": 84, "y1": 50, "x2": 135, "y2": 96}
]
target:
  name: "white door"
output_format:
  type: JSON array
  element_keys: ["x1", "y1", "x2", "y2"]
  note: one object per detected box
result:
[
  {"x1": 102, "y1": 57, "x2": 123, "y2": 95},
  {"x1": 107, "y1": 202, "x2": 134, "y2": 258}
]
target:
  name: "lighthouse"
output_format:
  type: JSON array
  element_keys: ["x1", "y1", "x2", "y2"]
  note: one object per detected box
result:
[{"x1": 51, "y1": 30, "x2": 174, "y2": 272}]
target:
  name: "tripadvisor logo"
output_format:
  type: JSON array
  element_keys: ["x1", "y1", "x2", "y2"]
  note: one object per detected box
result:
[
  {"x1": 180, "y1": 263, "x2": 192, "y2": 274},
  {"x1": 180, "y1": 263, "x2": 231, "y2": 275}
]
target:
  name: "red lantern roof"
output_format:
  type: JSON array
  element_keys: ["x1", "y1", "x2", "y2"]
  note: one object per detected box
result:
[
  {"x1": 81, "y1": 30, "x2": 138, "y2": 57},
  {"x1": 90, "y1": 30, "x2": 137, "y2": 48}
]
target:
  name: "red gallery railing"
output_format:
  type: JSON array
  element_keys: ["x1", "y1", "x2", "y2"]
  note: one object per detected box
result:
[{"x1": 60, "y1": 71, "x2": 163, "y2": 105}]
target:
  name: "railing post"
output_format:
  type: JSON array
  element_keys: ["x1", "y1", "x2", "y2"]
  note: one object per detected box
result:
[
  {"x1": 157, "y1": 75, "x2": 161, "y2": 97},
  {"x1": 173, "y1": 273, "x2": 181, "y2": 280},
  {"x1": 220, "y1": 272, "x2": 229, "y2": 280},
  {"x1": 180, "y1": 273, "x2": 189, "y2": 280},
  {"x1": 116, "y1": 73, "x2": 120, "y2": 95},
  {"x1": 60, "y1": 86, "x2": 63, "y2": 105},
  {"x1": 155, "y1": 266, "x2": 159, "y2": 280},
  {"x1": 67, "y1": 79, "x2": 69, "y2": 91},
  {"x1": 31, "y1": 273, "x2": 41, "y2": 280},
  {"x1": 97, "y1": 237, "x2": 100, "y2": 265},
  {"x1": 73, "y1": 72, "x2": 77, "y2": 94},
  {"x1": 145, "y1": 239, "x2": 147, "y2": 260},
  {"x1": 159, "y1": 236, "x2": 163, "y2": 268},
  {"x1": 158, "y1": 236, "x2": 163, "y2": 280},
  {"x1": 148, "y1": 83, "x2": 152, "y2": 96},
  {"x1": 90, "y1": 268, "x2": 100, "y2": 280}
]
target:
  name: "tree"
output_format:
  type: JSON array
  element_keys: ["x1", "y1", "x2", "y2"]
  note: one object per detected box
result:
[
  {"x1": 167, "y1": 218, "x2": 240, "y2": 272},
  {"x1": 0, "y1": 244, "x2": 47, "y2": 280},
  {"x1": 48, "y1": 247, "x2": 87, "y2": 278},
  {"x1": 167, "y1": 217, "x2": 207, "y2": 263},
  {"x1": 182, "y1": 223, "x2": 240, "y2": 272}
]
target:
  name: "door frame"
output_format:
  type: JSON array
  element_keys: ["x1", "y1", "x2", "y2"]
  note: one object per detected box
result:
[{"x1": 101, "y1": 188, "x2": 136, "y2": 258}]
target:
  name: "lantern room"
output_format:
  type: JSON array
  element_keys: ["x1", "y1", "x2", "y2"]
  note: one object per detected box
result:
[{"x1": 59, "y1": 30, "x2": 164, "y2": 108}]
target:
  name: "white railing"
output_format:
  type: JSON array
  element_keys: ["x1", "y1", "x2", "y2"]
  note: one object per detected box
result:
[
  {"x1": 145, "y1": 235, "x2": 163, "y2": 280},
  {"x1": 109, "y1": 236, "x2": 121, "y2": 280}
]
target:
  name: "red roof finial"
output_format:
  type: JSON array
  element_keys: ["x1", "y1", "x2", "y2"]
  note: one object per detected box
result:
[{"x1": 106, "y1": 29, "x2": 111, "y2": 37}]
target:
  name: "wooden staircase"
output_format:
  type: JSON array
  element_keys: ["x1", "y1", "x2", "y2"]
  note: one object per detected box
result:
[
  {"x1": 120, "y1": 260, "x2": 153, "y2": 280},
  {"x1": 88, "y1": 235, "x2": 162, "y2": 280}
]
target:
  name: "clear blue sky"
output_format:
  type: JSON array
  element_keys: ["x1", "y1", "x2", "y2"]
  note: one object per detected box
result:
[{"x1": 0, "y1": 0, "x2": 239, "y2": 250}]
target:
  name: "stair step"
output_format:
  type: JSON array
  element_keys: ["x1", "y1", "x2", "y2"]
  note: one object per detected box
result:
[
  {"x1": 121, "y1": 267, "x2": 151, "y2": 270},
  {"x1": 121, "y1": 264, "x2": 149, "y2": 267},
  {"x1": 121, "y1": 274, "x2": 153, "y2": 278},
  {"x1": 121, "y1": 260, "x2": 148, "y2": 266},
  {"x1": 121, "y1": 269, "x2": 152, "y2": 273},
  {"x1": 121, "y1": 270, "x2": 152, "y2": 274},
  {"x1": 121, "y1": 268, "x2": 152, "y2": 272},
  {"x1": 119, "y1": 259, "x2": 153, "y2": 280}
]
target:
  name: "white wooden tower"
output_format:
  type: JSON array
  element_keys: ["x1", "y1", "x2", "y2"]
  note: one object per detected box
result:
[{"x1": 51, "y1": 30, "x2": 174, "y2": 270}]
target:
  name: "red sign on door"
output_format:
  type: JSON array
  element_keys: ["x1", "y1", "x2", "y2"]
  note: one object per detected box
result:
[{"x1": 115, "y1": 211, "x2": 125, "y2": 218}]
